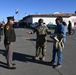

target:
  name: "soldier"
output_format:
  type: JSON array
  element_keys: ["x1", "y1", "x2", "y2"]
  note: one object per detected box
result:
[
  {"x1": 4, "y1": 16, "x2": 16, "y2": 69},
  {"x1": 28, "y1": 19, "x2": 51, "y2": 61}
]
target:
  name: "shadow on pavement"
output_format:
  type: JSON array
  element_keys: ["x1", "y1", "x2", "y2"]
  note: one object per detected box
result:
[
  {"x1": 0, "y1": 49, "x2": 52, "y2": 68},
  {"x1": 0, "y1": 49, "x2": 7, "y2": 69},
  {"x1": 0, "y1": 49, "x2": 7, "y2": 56},
  {"x1": 26, "y1": 39, "x2": 36, "y2": 41},
  {"x1": 26, "y1": 38, "x2": 53, "y2": 43},
  {"x1": 0, "y1": 61, "x2": 7, "y2": 69},
  {"x1": 13, "y1": 52, "x2": 52, "y2": 67}
]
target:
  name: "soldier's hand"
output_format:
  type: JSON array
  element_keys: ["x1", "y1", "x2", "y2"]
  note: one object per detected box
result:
[{"x1": 27, "y1": 31, "x2": 31, "y2": 34}]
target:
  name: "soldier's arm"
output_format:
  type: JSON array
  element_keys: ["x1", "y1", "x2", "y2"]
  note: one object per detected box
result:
[{"x1": 28, "y1": 29, "x2": 36, "y2": 34}]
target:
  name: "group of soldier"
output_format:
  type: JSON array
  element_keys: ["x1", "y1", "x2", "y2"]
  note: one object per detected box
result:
[{"x1": 1, "y1": 16, "x2": 67, "y2": 70}]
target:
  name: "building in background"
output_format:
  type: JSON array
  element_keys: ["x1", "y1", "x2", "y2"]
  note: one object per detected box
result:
[{"x1": 20, "y1": 13, "x2": 76, "y2": 28}]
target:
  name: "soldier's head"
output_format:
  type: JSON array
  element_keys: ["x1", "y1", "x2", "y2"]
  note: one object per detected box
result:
[
  {"x1": 38, "y1": 19, "x2": 44, "y2": 26},
  {"x1": 7, "y1": 16, "x2": 15, "y2": 24}
]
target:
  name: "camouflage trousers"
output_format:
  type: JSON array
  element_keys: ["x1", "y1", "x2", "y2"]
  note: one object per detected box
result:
[{"x1": 36, "y1": 41, "x2": 47, "y2": 57}]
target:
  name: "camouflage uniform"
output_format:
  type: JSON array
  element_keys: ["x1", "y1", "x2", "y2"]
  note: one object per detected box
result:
[{"x1": 31, "y1": 25, "x2": 51, "y2": 60}]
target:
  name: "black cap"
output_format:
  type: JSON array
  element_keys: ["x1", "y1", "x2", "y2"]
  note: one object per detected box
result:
[
  {"x1": 7, "y1": 16, "x2": 15, "y2": 21},
  {"x1": 38, "y1": 19, "x2": 43, "y2": 23},
  {"x1": 56, "y1": 16, "x2": 63, "y2": 22}
]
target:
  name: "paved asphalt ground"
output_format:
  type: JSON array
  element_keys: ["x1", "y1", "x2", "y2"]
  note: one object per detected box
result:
[{"x1": 0, "y1": 28, "x2": 76, "y2": 75}]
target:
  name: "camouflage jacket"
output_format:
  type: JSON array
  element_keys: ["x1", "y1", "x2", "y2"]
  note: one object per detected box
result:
[{"x1": 31, "y1": 25, "x2": 51, "y2": 42}]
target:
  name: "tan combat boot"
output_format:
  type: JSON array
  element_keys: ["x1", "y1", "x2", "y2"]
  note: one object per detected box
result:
[
  {"x1": 35, "y1": 56, "x2": 39, "y2": 60},
  {"x1": 42, "y1": 56, "x2": 45, "y2": 61}
]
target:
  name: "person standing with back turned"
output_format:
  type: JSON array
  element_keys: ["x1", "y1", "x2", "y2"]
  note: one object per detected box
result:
[
  {"x1": 68, "y1": 21, "x2": 72, "y2": 35},
  {"x1": 4, "y1": 16, "x2": 16, "y2": 69}
]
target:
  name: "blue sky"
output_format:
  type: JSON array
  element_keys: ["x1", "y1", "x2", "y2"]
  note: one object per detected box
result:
[{"x1": 0, "y1": 0, "x2": 76, "y2": 22}]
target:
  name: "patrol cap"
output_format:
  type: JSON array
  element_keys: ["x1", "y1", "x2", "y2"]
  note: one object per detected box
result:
[
  {"x1": 7, "y1": 16, "x2": 15, "y2": 21},
  {"x1": 38, "y1": 19, "x2": 43, "y2": 23}
]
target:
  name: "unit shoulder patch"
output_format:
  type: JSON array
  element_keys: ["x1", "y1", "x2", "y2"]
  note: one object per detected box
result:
[{"x1": 6, "y1": 25, "x2": 10, "y2": 30}]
